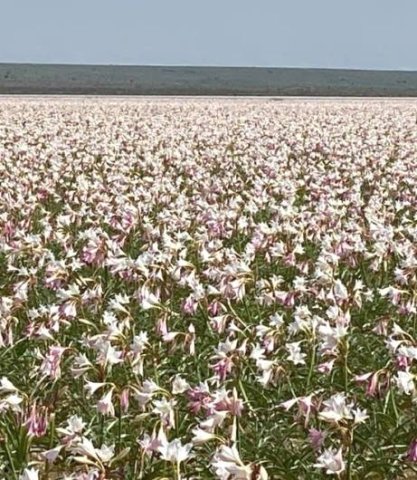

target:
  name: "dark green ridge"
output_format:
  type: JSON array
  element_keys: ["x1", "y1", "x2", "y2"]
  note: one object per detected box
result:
[{"x1": 1, "y1": 64, "x2": 417, "y2": 96}]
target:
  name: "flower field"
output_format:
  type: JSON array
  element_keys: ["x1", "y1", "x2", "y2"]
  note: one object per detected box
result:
[{"x1": 2, "y1": 98, "x2": 417, "y2": 479}]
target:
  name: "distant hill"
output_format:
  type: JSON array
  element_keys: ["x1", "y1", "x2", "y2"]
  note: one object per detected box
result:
[{"x1": 1, "y1": 64, "x2": 417, "y2": 96}]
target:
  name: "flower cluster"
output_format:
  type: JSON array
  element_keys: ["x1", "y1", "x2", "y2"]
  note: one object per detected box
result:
[{"x1": 1, "y1": 98, "x2": 417, "y2": 478}]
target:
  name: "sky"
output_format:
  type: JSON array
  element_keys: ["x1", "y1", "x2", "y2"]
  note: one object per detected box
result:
[{"x1": 1, "y1": 0, "x2": 417, "y2": 70}]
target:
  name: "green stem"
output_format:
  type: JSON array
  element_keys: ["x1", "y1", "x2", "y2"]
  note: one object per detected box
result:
[
  {"x1": 99, "y1": 414, "x2": 104, "y2": 446},
  {"x1": 307, "y1": 340, "x2": 316, "y2": 391},
  {"x1": 346, "y1": 430, "x2": 353, "y2": 480},
  {"x1": 344, "y1": 340, "x2": 350, "y2": 395},
  {"x1": 3, "y1": 438, "x2": 18, "y2": 480},
  {"x1": 175, "y1": 461, "x2": 182, "y2": 480},
  {"x1": 390, "y1": 388, "x2": 400, "y2": 426},
  {"x1": 117, "y1": 408, "x2": 122, "y2": 452},
  {"x1": 238, "y1": 378, "x2": 251, "y2": 410}
]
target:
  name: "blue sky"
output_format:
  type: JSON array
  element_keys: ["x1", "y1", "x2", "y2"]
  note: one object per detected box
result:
[{"x1": 1, "y1": 0, "x2": 416, "y2": 70}]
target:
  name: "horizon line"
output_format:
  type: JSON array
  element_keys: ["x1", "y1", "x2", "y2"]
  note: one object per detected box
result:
[
  {"x1": 1, "y1": 62, "x2": 417, "y2": 73},
  {"x1": 0, "y1": 60, "x2": 417, "y2": 73},
  {"x1": 2, "y1": 64, "x2": 417, "y2": 97}
]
